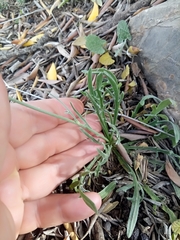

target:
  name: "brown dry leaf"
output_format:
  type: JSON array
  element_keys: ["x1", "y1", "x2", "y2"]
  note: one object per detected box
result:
[
  {"x1": 69, "y1": 45, "x2": 79, "y2": 59},
  {"x1": 116, "y1": 142, "x2": 132, "y2": 166},
  {"x1": 165, "y1": 160, "x2": 180, "y2": 187},
  {"x1": 123, "y1": 116, "x2": 157, "y2": 134},
  {"x1": 12, "y1": 29, "x2": 28, "y2": 45},
  {"x1": 92, "y1": 53, "x2": 100, "y2": 64},
  {"x1": 99, "y1": 52, "x2": 115, "y2": 66},
  {"x1": 27, "y1": 63, "x2": 39, "y2": 80},
  {"x1": 120, "y1": 133, "x2": 147, "y2": 141},
  {"x1": 56, "y1": 44, "x2": 70, "y2": 59},
  {"x1": 128, "y1": 46, "x2": 141, "y2": 55},
  {"x1": 131, "y1": 62, "x2": 141, "y2": 77},
  {"x1": 47, "y1": 63, "x2": 57, "y2": 80},
  {"x1": 134, "y1": 153, "x2": 143, "y2": 171},
  {"x1": 34, "y1": 18, "x2": 50, "y2": 32},
  {"x1": 88, "y1": 2, "x2": 99, "y2": 22},
  {"x1": 63, "y1": 223, "x2": 79, "y2": 240},
  {"x1": 103, "y1": 201, "x2": 119, "y2": 214},
  {"x1": 121, "y1": 65, "x2": 130, "y2": 79},
  {"x1": 13, "y1": 62, "x2": 33, "y2": 77}
]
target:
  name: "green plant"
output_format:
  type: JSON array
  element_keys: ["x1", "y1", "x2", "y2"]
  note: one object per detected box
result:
[
  {"x1": 0, "y1": 1, "x2": 8, "y2": 12},
  {"x1": 85, "y1": 20, "x2": 131, "y2": 57},
  {"x1": 9, "y1": 68, "x2": 180, "y2": 238}
]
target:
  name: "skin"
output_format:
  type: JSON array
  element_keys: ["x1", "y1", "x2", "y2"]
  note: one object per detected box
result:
[{"x1": 0, "y1": 76, "x2": 104, "y2": 239}]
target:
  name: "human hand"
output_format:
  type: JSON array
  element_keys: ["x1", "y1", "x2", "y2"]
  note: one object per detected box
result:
[{"x1": 0, "y1": 76, "x2": 103, "y2": 239}]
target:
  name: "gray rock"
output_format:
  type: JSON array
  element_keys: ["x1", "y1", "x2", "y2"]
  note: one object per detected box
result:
[{"x1": 129, "y1": 0, "x2": 180, "y2": 124}]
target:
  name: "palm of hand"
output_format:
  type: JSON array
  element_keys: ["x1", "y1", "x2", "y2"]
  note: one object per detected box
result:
[{"x1": 0, "y1": 80, "x2": 102, "y2": 238}]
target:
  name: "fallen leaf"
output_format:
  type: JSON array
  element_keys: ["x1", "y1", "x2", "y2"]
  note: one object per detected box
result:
[
  {"x1": 12, "y1": 29, "x2": 28, "y2": 45},
  {"x1": 34, "y1": 18, "x2": 50, "y2": 32},
  {"x1": 131, "y1": 62, "x2": 141, "y2": 77},
  {"x1": 139, "y1": 142, "x2": 148, "y2": 147},
  {"x1": 165, "y1": 160, "x2": 180, "y2": 187},
  {"x1": 23, "y1": 33, "x2": 44, "y2": 47},
  {"x1": 103, "y1": 201, "x2": 119, "y2": 214},
  {"x1": 128, "y1": 46, "x2": 141, "y2": 55},
  {"x1": 73, "y1": 36, "x2": 86, "y2": 47},
  {"x1": 116, "y1": 142, "x2": 132, "y2": 166},
  {"x1": 56, "y1": 44, "x2": 70, "y2": 58},
  {"x1": 134, "y1": 153, "x2": 143, "y2": 171},
  {"x1": 27, "y1": 63, "x2": 39, "y2": 80},
  {"x1": 88, "y1": 2, "x2": 99, "y2": 22},
  {"x1": 86, "y1": 34, "x2": 106, "y2": 54},
  {"x1": 172, "y1": 219, "x2": 180, "y2": 234},
  {"x1": 121, "y1": 65, "x2": 130, "y2": 79},
  {"x1": 69, "y1": 44, "x2": 79, "y2": 59},
  {"x1": 128, "y1": 80, "x2": 137, "y2": 87},
  {"x1": 63, "y1": 223, "x2": 78, "y2": 240},
  {"x1": 15, "y1": 85, "x2": 23, "y2": 101},
  {"x1": 99, "y1": 52, "x2": 115, "y2": 66},
  {"x1": 47, "y1": 63, "x2": 57, "y2": 80}
]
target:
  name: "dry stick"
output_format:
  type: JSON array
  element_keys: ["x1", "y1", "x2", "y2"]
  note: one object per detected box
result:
[
  {"x1": 0, "y1": 32, "x2": 52, "y2": 62},
  {"x1": 98, "y1": 0, "x2": 115, "y2": 18},
  {"x1": 95, "y1": 0, "x2": 151, "y2": 35}
]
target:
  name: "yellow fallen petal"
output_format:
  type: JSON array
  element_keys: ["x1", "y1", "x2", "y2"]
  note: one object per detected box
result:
[
  {"x1": 47, "y1": 62, "x2": 57, "y2": 80},
  {"x1": 23, "y1": 34, "x2": 44, "y2": 47},
  {"x1": 128, "y1": 80, "x2": 137, "y2": 87},
  {"x1": 121, "y1": 65, "x2": 130, "y2": 79},
  {"x1": 88, "y1": 2, "x2": 99, "y2": 22},
  {"x1": 99, "y1": 52, "x2": 115, "y2": 66}
]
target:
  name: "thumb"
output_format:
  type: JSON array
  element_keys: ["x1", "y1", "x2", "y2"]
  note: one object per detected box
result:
[{"x1": 0, "y1": 75, "x2": 10, "y2": 170}]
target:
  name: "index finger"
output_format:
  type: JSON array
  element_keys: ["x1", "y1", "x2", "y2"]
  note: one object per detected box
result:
[{"x1": 9, "y1": 98, "x2": 84, "y2": 148}]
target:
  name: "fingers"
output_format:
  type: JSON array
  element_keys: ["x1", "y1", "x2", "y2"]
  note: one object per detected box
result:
[
  {"x1": 20, "y1": 192, "x2": 101, "y2": 234},
  {"x1": 0, "y1": 76, "x2": 10, "y2": 170},
  {"x1": 20, "y1": 138, "x2": 104, "y2": 200},
  {"x1": 16, "y1": 114, "x2": 102, "y2": 169},
  {"x1": 9, "y1": 98, "x2": 84, "y2": 148}
]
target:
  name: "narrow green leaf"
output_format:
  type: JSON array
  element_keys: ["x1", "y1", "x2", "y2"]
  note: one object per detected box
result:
[
  {"x1": 116, "y1": 183, "x2": 134, "y2": 193},
  {"x1": 79, "y1": 190, "x2": 98, "y2": 214},
  {"x1": 117, "y1": 20, "x2": 131, "y2": 43},
  {"x1": 143, "y1": 184, "x2": 161, "y2": 202},
  {"x1": 162, "y1": 205, "x2": 177, "y2": 223},
  {"x1": 131, "y1": 95, "x2": 160, "y2": 118},
  {"x1": 172, "y1": 182, "x2": 180, "y2": 199},
  {"x1": 99, "y1": 181, "x2": 116, "y2": 199}
]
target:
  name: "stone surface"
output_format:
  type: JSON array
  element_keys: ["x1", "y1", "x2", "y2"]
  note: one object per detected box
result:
[{"x1": 129, "y1": 0, "x2": 180, "y2": 124}]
